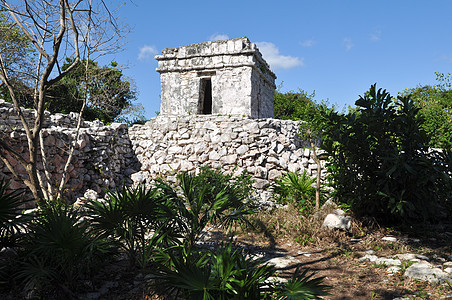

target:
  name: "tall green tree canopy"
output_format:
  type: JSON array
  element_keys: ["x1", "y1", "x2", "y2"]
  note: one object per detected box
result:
[
  {"x1": 0, "y1": 10, "x2": 35, "y2": 106},
  {"x1": 401, "y1": 72, "x2": 452, "y2": 150},
  {"x1": 46, "y1": 58, "x2": 138, "y2": 124},
  {"x1": 274, "y1": 89, "x2": 317, "y2": 121}
]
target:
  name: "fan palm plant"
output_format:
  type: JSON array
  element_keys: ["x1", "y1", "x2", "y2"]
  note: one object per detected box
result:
[
  {"x1": 156, "y1": 171, "x2": 252, "y2": 249},
  {"x1": 152, "y1": 242, "x2": 275, "y2": 299},
  {"x1": 16, "y1": 201, "x2": 115, "y2": 296},
  {"x1": 276, "y1": 267, "x2": 331, "y2": 299},
  {"x1": 0, "y1": 178, "x2": 30, "y2": 248},
  {"x1": 153, "y1": 242, "x2": 331, "y2": 299},
  {"x1": 85, "y1": 184, "x2": 178, "y2": 268},
  {"x1": 272, "y1": 170, "x2": 317, "y2": 213}
]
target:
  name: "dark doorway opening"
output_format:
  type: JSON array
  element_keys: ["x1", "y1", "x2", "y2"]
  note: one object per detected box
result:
[{"x1": 199, "y1": 78, "x2": 212, "y2": 114}]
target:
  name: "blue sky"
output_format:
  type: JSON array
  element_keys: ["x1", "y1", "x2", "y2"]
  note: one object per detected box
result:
[{"x1": 111, "y1": 0, "x2": 452, "y2": 118}]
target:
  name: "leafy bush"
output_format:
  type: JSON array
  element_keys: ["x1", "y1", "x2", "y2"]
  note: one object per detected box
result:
[
  {"x1": 193, "y1": 165, "x2": 255, "y2": 204},
  {"x1": 322, "y1": 84, "x2": 452, "y2": 224}
]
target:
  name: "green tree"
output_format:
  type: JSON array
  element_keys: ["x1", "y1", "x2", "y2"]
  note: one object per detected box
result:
[
  {"x1": 46, "y1": 59, "x2": 138, "y2": 124},
  {"x1": 274, "y1": 88, "x2": 332, "y2": 209},
  {"x1": 322, "y1": 84, "x2": 451, "y2": 224},
  {"x1": 0, "y1": 9, "x2": 35, "y2": 106},
  {"x1": 274, "y1": 89, "x2": 317, "y2": 121},
  {"x1": 401, "y1": 72, "x2": 452, "y2": 150}
]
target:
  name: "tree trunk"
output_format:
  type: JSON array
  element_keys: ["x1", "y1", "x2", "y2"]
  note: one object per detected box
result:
[{"x1": 310, "y1": 140, "x2": 321, "y2": 211}]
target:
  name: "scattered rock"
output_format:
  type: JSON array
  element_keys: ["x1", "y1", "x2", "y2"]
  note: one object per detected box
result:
[
  {"x1": 267, "y1": 255, "x2": 301, "y2": 269},
  {"x1": 387, "y1": 266, "x2": 401, "y2": 274},
  {"x1": 322, "y1": 213, "x2": 351, "y2": 232},
  {"x1": 359, "y1": 254, "x2": 402, "y2": 266},
  {"x1": 382, "y1": 236, "x2": 397, "y2": 242},
  {"x1": 404, "y1": 261, "x2": 451, "y2": 283},
  {"x1": 395, "y1": 253, "x2": 429, "y2": 262}
]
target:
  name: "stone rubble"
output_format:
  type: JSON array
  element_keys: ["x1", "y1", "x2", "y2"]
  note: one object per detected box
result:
[{"x1": 359, "y1": 250, "x2": 452, "y2": 284}]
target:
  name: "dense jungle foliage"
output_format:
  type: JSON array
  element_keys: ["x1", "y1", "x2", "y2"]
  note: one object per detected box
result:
[{"x1": 275, "y1": 83, "x2": 452, "y2": 225}]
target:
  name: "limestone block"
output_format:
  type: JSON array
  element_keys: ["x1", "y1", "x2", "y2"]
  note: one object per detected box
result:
[
  {"x1": 220, "y1": 154, "x2": 237, "y2": 165},
  {"x1": 404, "y1": 261, "x2": 451, "y2": 283},
  {"x1": 180, "y1": 160, "x2": 194, "y2": 171},
  {"x1": 203, "y1": 121, "x2": 218, "y2": 131},
  {"x1": 211, "y1": 161, "x2": 221, "y2": 169},
  {"x1": 255, "y1": 166, "x2": 268, "y2": 179},
  {"x1": 268, "y1": 169, "x2": 282, "y2": 181},
  {"x1": 198, "y1": 153, "x2": 209, "y2": 163},
  {"x1": 243, "y1": 122, "x2": 260, "y2": 134},
  {"x1": 131, "y1": 172, "x2": 146, "y2": 184},
  {"x1": 253, "y1": 178, "x2": 270, "y2": 189},
  {"x1": 236, "y1": 145, "x2": 249, "y2": 155},
  {"x1": 194, "y1": 142, "x2": 208, "y2": 154},
  {"x1": 220, "y1": 133, "x2": 232, "y2": 143},
  {"x1": 267, "y1": 157, "x2": 279, "y2": 164},
  {"x1": 288, "y1": 163, "x2": 300, "y2": 173},
  {"x1": 322, "y1": 213, "x2": 352, "y2": 232},
  {"x1": 210, "y1": 134, "x2": 221, "y2": 144}
]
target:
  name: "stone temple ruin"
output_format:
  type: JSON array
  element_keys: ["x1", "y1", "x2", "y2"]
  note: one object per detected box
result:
[
  {"x1": 156, "y1": 37, "x2": 276, "y2": 118},
  {"x1": 0, "y1": 37, "x2": 326, "y2": 204}
]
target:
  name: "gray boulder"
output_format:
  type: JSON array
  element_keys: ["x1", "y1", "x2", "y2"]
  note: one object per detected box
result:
[{"x1": 322, "y1": 211, "x2": 352, "y2": 232}]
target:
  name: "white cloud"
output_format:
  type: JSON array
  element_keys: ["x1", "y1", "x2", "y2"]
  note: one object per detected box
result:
[
  {"x1": 370, "y1": 30, "x2": 381, "y2": 42},
  {"x1": 138, "y1": 45, "x2": 158, "y2": 61},
  {"x1": 256, "y1": 42, "x2": 304, "y2": 70},
  {"x1": 300, "y1": 40, "x2": 315, "y2": 47},
  {"x1": 209, "y1": 33, "x2": 229, "y2": 41},
  {"x1": 343, "y1": 38, "x2": 354, "y2": 51},
  {"x1": 440, "y1": 53, "x2": 452, "y2": 63}
]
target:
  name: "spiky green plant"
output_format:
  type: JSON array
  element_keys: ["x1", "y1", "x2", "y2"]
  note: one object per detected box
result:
[
  {"x1": 0, "y1": 178, "x2": 30, "y2": 248},
  {"x1": 152, "y1": 242, "x2": 275, "y2": 299},
  {"x1": 156, "y1": 170, "x2": 252, "y2": 249},
  {"x1": 85, "y1": 184, "x2": 178, "y2": 268},
  {"x1": 16, "y1": 201, "x2": 114, "y2": 296},
  {"x1": 272, "y1": 170, "x2": 317, "y2": 212},
  {"x1": 276, "y1": 267, "x2": 331, "y2": 299}
]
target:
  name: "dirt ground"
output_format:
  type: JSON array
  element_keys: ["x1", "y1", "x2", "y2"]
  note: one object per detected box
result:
[
  {"x1": 92, "y1": 223, "x2": 452, "y2": 300},
  {"x1": 2, "y1": 218, "x2": 450, "y2": 299}
]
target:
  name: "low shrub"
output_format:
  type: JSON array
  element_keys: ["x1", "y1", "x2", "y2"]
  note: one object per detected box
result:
[
  {"x1": 152, "y1": 241, "x2": 330, "y2": 299},
  {"x1": 272, "y1": 170, "x2": 317, "y2": 214},
  {"x1": 16, "y1": 201, "x2": 115, "y2": 297}
]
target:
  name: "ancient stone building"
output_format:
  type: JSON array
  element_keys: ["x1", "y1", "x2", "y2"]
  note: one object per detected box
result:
[{"x1": 155, "y1": 37, "x2": 276, "y2": 118}]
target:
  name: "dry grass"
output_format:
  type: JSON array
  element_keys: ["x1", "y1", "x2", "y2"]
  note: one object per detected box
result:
[{"x1": 233, "y1": 203, "x2": 352, "y2": 249}]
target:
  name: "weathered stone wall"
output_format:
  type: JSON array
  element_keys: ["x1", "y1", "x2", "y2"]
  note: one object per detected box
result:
[
  {"x1": 156, "y1": 37, "x2": 276, "y2": 118},
  {"x1": 128, "y1": 115, "x2": 325, "y2": 202},
  {"x1": 0, "y1": 100, "x2": 325, "y2": 203},
  {"x1": 0, "y1": 100, "x2": 138, "y2": 200}
]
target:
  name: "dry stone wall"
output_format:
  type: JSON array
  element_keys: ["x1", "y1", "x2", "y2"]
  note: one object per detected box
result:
[
  {"x1": 0, "y1": 100, "x2": 325, "y2": 203},
  {"x1": 129, "y1": 115, "x2": 325, "y2": 202},
  {"x1": 0, "y1": 100, "x2": 138, "y2": 200}
]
